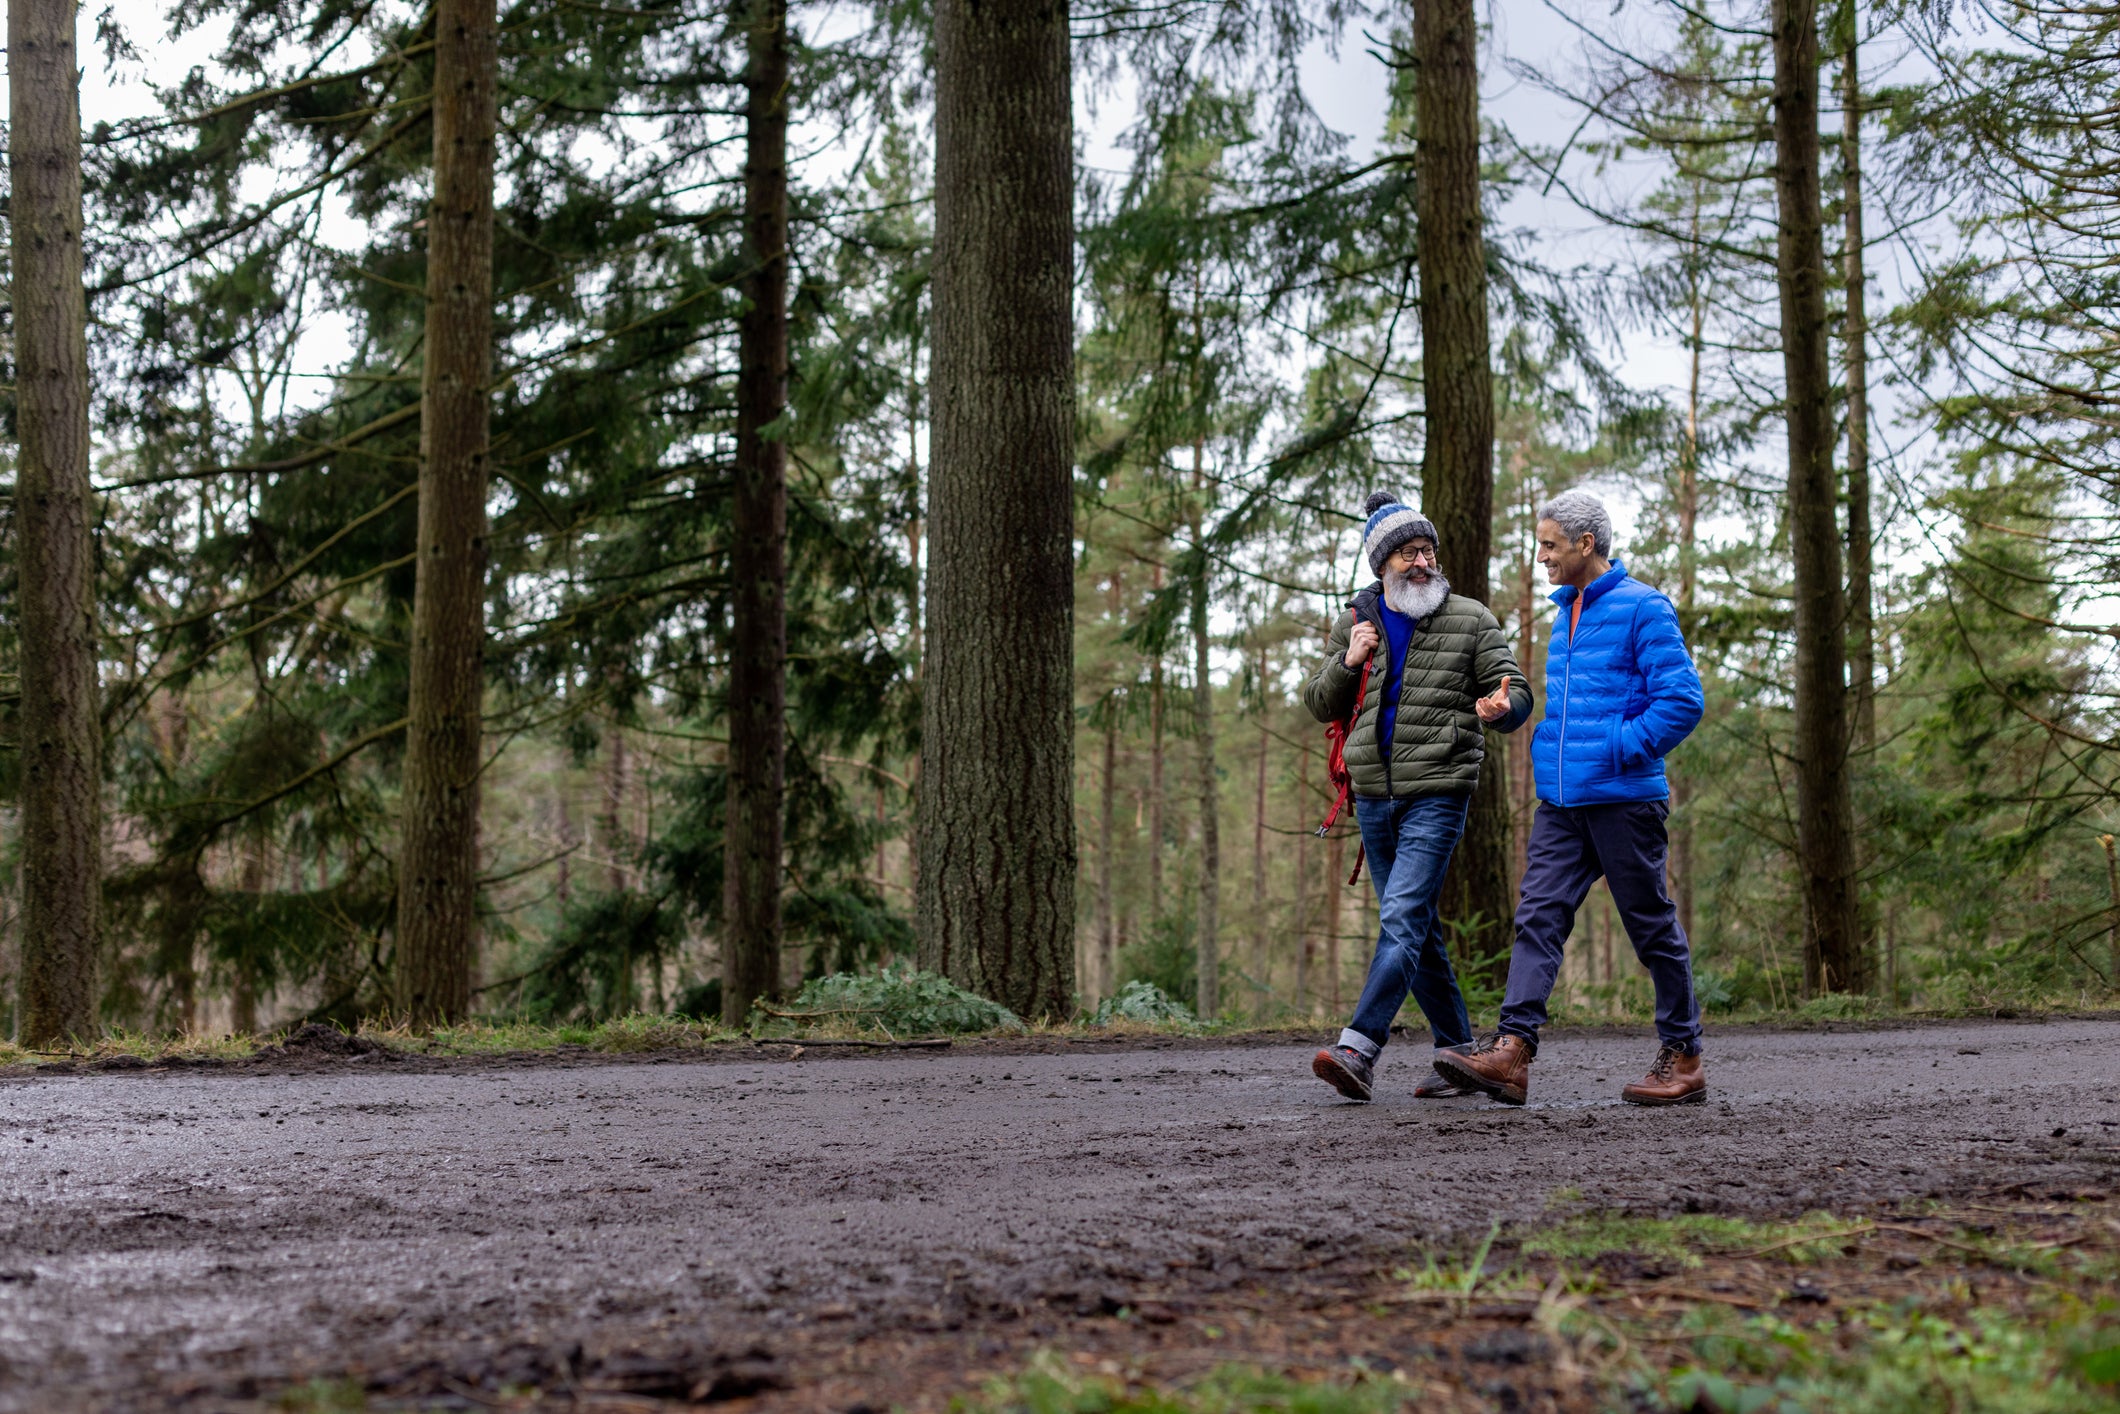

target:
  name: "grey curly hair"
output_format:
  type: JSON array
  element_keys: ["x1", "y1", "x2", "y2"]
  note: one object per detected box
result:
[{"x1": 1537, "y1": 489, "x2": 1613, "y2": 558}]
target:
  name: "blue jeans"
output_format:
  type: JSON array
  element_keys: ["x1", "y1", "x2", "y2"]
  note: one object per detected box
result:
[
  {"x1": 1346, "y1": 794, "x2": 1475, "y2": 1050},
  {"x1": 1498, "y1": 801, "x2": 1703, "y2": 1054}
]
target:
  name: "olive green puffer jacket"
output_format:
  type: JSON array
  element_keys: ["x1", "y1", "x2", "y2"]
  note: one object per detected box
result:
[{"x1": 1301, "y1": 586, "x2": 1532, "y2": 798}]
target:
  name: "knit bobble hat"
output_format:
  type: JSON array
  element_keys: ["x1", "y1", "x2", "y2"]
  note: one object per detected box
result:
[{"x1": 1360, "y1": 491, "x2": 1440, "y2": 575}]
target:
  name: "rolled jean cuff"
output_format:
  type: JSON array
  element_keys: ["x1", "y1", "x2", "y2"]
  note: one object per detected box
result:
[{"x1": 1337, "y1": 1028, "x2": 1381, "y2": 1059}]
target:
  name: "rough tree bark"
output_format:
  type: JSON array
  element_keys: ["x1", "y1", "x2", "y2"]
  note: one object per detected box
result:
[
  {"x1": 1511, "y1": 468, "x2": 1538, "y2": 893},
  {"x1": 1188, "y1": 490, "x2": 1220, "y2": 1019},
  {"x1": 1294, "y1": 744, "x2": 1313, "y2": 1014},
  {"x1": 1251, "y1": 642, "x2": 1270, "y2": 1001},
  {"x1": 1840, "y1": 16, "x2": 1877, "y2": 754},
  {"x1": 12, "y1": 0, "x2": 103, "y2": 1047},
  {"x1": 1771, "y1": 0, "x2": 1866, "y2": 993},
  {"x1": 555, "y1": 787, "x2": 574, "y2": 912},
  {"x1": 1672, "y1": 238, "x2": 1705, "y2": 946},
  {"x1": 1414, "y1": 0, "x2": 1510, "y2": 976},
  {"x1": 600, "y1": 726, "x2": 629, "y2": 892},
  {"x1": 1325, "y1": 826, "x2": 1345, "y2": 1013},
  {"x1": 2102, "y1": 834, "x2": 2118, "y2": 992},
  {"x1": 395, "y1": 0, "x2": 497, "y2": 1025},
  {"x1": 1148, "y1": 596, "x2": 1166, "y2": 919},
  {"x1": 723, "y1": 0, "x2": 790, "y2": 1026},
  {"x1": 1097, "y1": 710, "x2": 1117, "y2": 1002},
  {"x1": 1096, "y1": 571, "x2": 1123, "y2": 1005},
  {"x1": 916, "y1": 0, "x2": 1076, "y2": 1018},
  {"x1": 234, "y1": 835, "x2": 268, "y2": 1033},
  {"x1": 903, "y1": 336, "x2": 924, "y2": 904}
]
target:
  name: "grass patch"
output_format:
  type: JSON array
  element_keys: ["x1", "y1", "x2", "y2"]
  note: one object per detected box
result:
[
  {"x1": 396, "y1": 1013, "x2": 737, "y2": 1054},
  {"x1": 959, "y1": 1352, "x2": 1415, "y2": 1413},
  {"x1": 1521, "y1": 1210, "x2": 1864, "y2": 1270},
  {"x1": 0, "y1": 1028, "x2": 261, "y2": 1067},
  {"x1": 1644, "y1": 1289, "x2": 2120, "y2": 1413},
  {"x1": 0, "y1": 1014, "x2": 745, "y2": 1068},
  {"x1": 270, "y1": 1380, "x2": 372, "y2": 1413},
  {"x1": 1546, "y1": 1207, "x2": 2120, "y2": 1413},
  {"x1": 956, "y1": 1202, "x2": 2120, "y2": 1414}
]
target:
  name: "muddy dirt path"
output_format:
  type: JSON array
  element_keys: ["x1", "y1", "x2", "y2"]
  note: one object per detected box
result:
[{"x1": 0, "y1": 1018, "x2": 2115, "y2": 1410}]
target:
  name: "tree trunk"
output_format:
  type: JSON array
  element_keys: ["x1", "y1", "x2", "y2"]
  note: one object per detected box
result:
[
  {"x1": 1325, "y1": 828, "x2": 1345, "y2": 1013},
  {"x1": 2101, "y1": 834, "x2": 2117, "y2": 993},
  {"x1": 1597, "y1": 886, "x2": 1614, "y2": 989},
  {"x1": 1415, "y1": 0, "x2": 1508, "y2": 976},
  {"x1": 723, "y1": 0, "x2": 791, "y2": 1026},
  {"x1": 600, "y1": 725, "x2": 629, "y2": 892},
  {"x1": 556, "y1": 784, "x2": 574, "y2": 912},
  {"x1": 1512, "y1": 477, "x2": 1538, "y2": 893},
  {"x1": 11, "y1": 0, "x2": 103, "y2": 1048},
  {"x1": 1189, "y1": 500, "x2": 1220, "y2": 1019},
  {"x1": 1841, "y1": 12, "x2": 1877, "y2": 755},
  {"x1": 1095, "y1": 569, "x2": 1124, "y2": 1003},
  {"x1": 917, "y1": 0, "x2": 1076, "y2": 1018},
  {"x1": 1672, "y1": 251, "x2": 1704, "y2": 947},
  {"x1": 1147, "y1": 558, "x2": 1168, "y2": 925},
  {"x1": 1293, "y1": 752, "x2": 1312, "y2": 1015},
  {"x1": 1096, "y1": 716, "x2": 1117, "y2": 1002},
  {"x1": 395, "y1": 0, "x2": 496, "y2": 1026},
  {"x1": 1251, "y1": 643, "x2": 1270, "y2": 1005},
  {"x1": 232, "y1": 833, "x2": 268, "y2": 1034},
  {"x1": 1772, "y1": 0, "x2": 1866, "y2": 994}
]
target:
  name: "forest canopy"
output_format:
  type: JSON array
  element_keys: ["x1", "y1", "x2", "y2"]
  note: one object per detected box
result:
[{"x1": 0, "y1": 0, "x2": 2113, "y2": 1042}]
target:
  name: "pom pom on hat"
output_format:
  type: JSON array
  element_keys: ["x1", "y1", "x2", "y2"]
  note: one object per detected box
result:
[{"x1": 1359, "y1": 493, "x2": 1440, "y2": 575}]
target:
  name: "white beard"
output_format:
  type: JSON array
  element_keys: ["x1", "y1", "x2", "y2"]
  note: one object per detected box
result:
[{"x1": 1382, "y1": 568, "x2": 1450, "y2": 619}]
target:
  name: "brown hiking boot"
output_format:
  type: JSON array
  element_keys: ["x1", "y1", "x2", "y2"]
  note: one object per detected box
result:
[
  {"x1": 1431, "y1": 1032, "x2": 1532, "y2": 1106},
  {"x1": 1621, "y1": 1045, "x2": 1706, "y2": 1106}
]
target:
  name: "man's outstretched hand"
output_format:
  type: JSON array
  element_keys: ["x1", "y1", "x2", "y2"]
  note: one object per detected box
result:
[{"x1": 1475, "y1": 675, "x2": 1516, "y2": 724}]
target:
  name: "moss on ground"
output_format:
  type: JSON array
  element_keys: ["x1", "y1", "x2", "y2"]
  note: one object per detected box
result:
[{"x1": 958, "y1": 1202, "x2": 2120, "y2": 1414}]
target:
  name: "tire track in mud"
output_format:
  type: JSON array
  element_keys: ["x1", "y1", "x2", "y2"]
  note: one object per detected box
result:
[{"x1": 0, "y1": 1017, "x2": 2113, "y2": 1408}]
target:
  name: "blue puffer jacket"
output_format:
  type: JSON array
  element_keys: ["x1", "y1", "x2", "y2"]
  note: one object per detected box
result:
[{"x1": 1531, "y1": 563, "x2": 1704, "y2": 806}]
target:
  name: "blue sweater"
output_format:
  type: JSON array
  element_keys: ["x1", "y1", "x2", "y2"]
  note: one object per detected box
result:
[
  {"x1": 1374, "y1": 599, "x2": 1418, "y2": 758},
  {"x1": 1531, "y1": 562, "x2": 1704, "y2": 806}
]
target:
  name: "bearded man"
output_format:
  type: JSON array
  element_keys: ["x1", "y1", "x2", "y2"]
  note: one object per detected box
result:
[{"x1": 1302, "y1": 492, "x2": 1532, "y2": 1102}]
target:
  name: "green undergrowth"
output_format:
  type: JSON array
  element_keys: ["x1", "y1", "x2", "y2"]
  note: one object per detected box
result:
[
  {"x1": 0, "y1": 1014, "x2": 747, "y2": 1067},
  {"x1": 1541, "y1": 991, "x2": 2120, "y2": 1031},
  {"x1": 1461, "y1": 1207, "x2": 2119, "y2": 1413},
  {"x1": 968, "y1": 1206, "x2": 2120, "y2": 1414},
  {"x1": 959, "y1": 1353, "x2": 1414, "y2": 1413},
  {"x1": 1519, "y1": 1210, "x2": 1868, "y2": 1270},
  {"x1": 1650, "y1": 1298, "x2": 2120, "y2": 1414},
  {"x1": 270, "y1": 1380, "x2": 370, "y2": 1413},
  {"x1": 0, "y1": 1027, "x2": 260, "y2": 1067},
  {"x1": 1091, "y1": 980, "x2": 1200, "y2": 1029},
  {"x1": 753, "y1": 964, "x2": 1027, "y2": 1038},
  {"x1": 399, "y1": 1013, "x2": 738, "y2": 1054},
  {"x1": 10, "y1": 981, "x2": 2111, "y2": 1070}
]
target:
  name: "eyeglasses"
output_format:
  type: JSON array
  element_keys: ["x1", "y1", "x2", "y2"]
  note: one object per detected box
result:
[{"x1": 1393, "y1": 544, "x2": 1438, "y2": 565}]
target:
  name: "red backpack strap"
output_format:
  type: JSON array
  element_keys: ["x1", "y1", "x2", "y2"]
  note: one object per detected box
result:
[{"x1": 1315, "y1": 654, "x2": 1372, "y2": 837}]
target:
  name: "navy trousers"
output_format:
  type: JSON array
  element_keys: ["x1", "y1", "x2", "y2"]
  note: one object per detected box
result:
[{"x1": 1497, "y1": 800, "x2": 1703, "y2": 1054}]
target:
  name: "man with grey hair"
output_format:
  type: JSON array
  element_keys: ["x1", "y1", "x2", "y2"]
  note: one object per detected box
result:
[{"x1": 1436, "y1": 489, "x2": 1709, "y2": 1106}]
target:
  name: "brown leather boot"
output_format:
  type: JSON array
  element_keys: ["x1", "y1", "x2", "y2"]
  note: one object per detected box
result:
[
  {"x1": 1431, "y1": 1032, "x2": 1532, "y2": 1106},
  {"x1": 1621, "y1": 1045, "x2": 1706, "y2": 1105}
]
